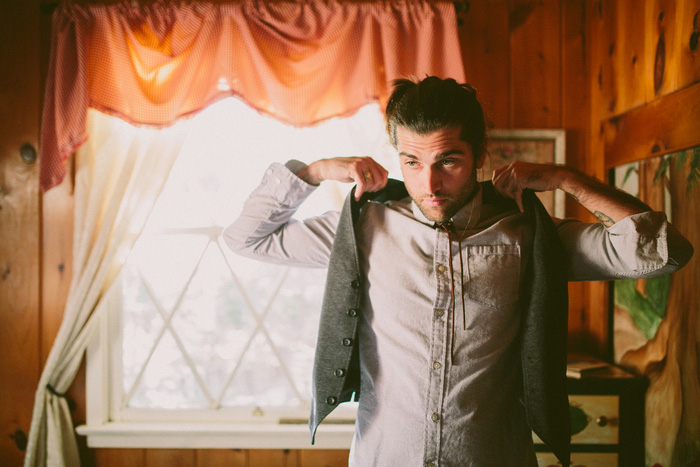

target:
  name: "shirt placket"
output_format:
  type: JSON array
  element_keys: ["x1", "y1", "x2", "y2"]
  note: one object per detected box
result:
[{"x1": 423, "y1": 229, "x2": 452, "y2": 467}]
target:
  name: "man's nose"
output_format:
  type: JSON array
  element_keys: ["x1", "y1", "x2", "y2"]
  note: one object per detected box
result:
[{"x1": 424, "y1": 167, "x2": 442, "y2": 194}]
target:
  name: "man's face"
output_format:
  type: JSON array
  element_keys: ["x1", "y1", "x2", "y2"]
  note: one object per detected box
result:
[{"x1": 397, "y1": 125, "x2": 485, "y2": 223}]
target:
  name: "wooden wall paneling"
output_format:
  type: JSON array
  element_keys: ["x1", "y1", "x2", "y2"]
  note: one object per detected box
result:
[
  {"x1": 298, "y1": 449, "x2": 350, "y2": 467},
  {"x1": 678, "y1": 0, "x2": 700, "y2": 86},
  {"x1": 457, "y1": 0, "x2": 510, "y2": 128},
  {"x1": 561, "y1": 0, "x2": 601, "y2": 354},
  {"x1": 195, "y1": 448, "x2": 247, "y2": 466},
  {"x1": 145, "y1": 448, "x2": 196, "y2": 467},
  {"x1": 248, "y1": 449, "x2": 299, "y2": 466},
  {"x1": 508, "y1": 0, "x2": 562, "y2": 128},
  {"x1": 39, "y1": 171, "x2": 73, "y2": 366},
  {"x1": 584, "y1": 0, "x2": 620, "y2": 358},
  {"x1": 609, "y1": 0, "x2": 648, "y2": 113},
  {"x1": 603, "y1": 81, "x2": 700, "y2": 169},
  {"x1": 0, "y1": 0, "x2": 42, "y2": 464},
  {"x1": 592, "y1": 0, "x2": 620, "y2": 124},
  {"x1": 648, "y1": 0, "x2": 680, "y2": 99},
  {"x1": 94, "y1": 448, "x2": 145, "y2": 467}
]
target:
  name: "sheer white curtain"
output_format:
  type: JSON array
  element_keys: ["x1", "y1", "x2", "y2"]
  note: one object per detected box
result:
[{"x1": 26, "y1": 110, "x2": 190, "y2": 467}]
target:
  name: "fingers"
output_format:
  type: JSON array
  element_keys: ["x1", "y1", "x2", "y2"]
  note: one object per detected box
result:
[
  {"x1": 304, "y1": 157, "x2": 388, "y2": 200},
  {"x1": 492, "y1": 162, "x2": 525, "y2": 212},
  {"x1": 351, "y1": 157, "x2": 388, "y2": 200}
]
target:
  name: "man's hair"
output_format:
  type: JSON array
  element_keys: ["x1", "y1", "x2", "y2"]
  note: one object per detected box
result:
[{"x1": 385, "y1": 76, "x2": 487, "y2": 157}]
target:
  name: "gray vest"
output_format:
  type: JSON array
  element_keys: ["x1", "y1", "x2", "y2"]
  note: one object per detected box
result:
[{"x1": 308, "y1": 180, "x2": 571, "y2": 467}]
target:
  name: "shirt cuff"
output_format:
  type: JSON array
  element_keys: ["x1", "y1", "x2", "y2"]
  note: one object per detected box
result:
[
  {"x1": 606, "y1": 211, "x2": 667, "y2": 237},
  {"x1": 256, "y1": 162, "x2": 317, "y2": 208},
  {"x1": 607, "y1": 211, "x2": 669, "y2": 274}
]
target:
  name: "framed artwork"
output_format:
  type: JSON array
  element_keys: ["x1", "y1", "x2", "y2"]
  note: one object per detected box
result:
[{"x1": 485, "y1": 129, "x2": 566, "y2": 217}]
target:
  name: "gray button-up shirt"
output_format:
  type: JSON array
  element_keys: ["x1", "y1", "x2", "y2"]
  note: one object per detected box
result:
[{"x1": 224, "y1": 161, "x2": 691, "y2": 467}]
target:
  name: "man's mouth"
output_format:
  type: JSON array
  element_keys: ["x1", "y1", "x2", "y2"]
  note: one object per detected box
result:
[{"x1": 422, "y1": 197, "x2": 448, "y2": 207}]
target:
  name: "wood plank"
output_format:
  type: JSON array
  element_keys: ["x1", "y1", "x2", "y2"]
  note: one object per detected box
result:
[
  {"x1": 248, "y1": 449, "x2": 299, "y2": 467},
  {"x1": 509, "y1": 0, "x2": 562, "y2": 128},
  {"x1": 609, "y1": 0, "x2": 648, "y2": 112},
  {"x1": 195, "y1": 449, "x2": 247, "y2": 466},
  {"x1": 677, "y1": 0, "x2": 700, "y2": 87},
  {"x1": 145, "y1": 449, "x2": 196, "y2": 467},
  {"x1": 603, "y1": 81, "x2": 700, "y2": 169},
  {"x1": 562, "y1": 0, "x2": 605, "y2": 355},
  {"x1": 591, "y1": 0, "x2": 622, "y2": 122},
  {"x1": 0, "y1": 0, "x2": 42, "y2": 463},
  {"x1": 95, "y1": 448, "x2": 145, "y2": 467},
  {"x1": 648, "y1": 0, "x2": 680, "y2": 98},
  {"x1": 298, "y1": 449, "x2": 349, "y2": 467},
  {"x1": 40, "y1": 169, "x2": 74, "y2": 365},
  {"x1": 586, "y1": 0, "x2": 620, "y2": 358},
  {"x1": 458, "y1": 0, "x2": 510, "y2": 127}
]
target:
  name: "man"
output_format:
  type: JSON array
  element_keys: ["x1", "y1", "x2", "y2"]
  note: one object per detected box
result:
[{"x1": 224, "y1": 76, "x2": 693, "y2": 466}]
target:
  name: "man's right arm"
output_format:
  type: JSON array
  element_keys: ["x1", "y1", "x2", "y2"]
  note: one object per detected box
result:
[
  {"x1": 223, "y1": 161, "x2": 339, "y2": 268},
  {"x1": 224, "y1": 157, "x2": 389, "y2": 267}
]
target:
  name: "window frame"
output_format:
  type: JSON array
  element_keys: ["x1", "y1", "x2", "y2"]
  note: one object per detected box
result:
[{"x1": 79, "y1": 289, "x2": 357, "y2": 449}]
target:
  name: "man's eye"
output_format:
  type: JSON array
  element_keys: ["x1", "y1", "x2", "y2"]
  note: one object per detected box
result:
[
  {"x1": 405, "y1": 160, "x2": 418, "y2": 168},
  {"x1": 441, "y1": 159, "x2": 455, "y2": 166}
]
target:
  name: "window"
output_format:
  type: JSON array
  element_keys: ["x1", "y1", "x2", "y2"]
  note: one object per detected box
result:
[{"x1": 80, "y1": 98, "x2": 400, "y2": 449}]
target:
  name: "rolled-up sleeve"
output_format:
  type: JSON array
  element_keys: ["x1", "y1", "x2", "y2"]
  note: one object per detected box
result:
[
  {"x1": 556, "y1": 211, "x2": 694, "y2": 281},
  {"x1": 223, "y1": 161, "x2": 340, "y2": 268}
]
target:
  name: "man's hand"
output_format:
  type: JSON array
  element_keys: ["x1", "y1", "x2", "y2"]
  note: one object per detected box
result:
[
  {"x1": 492, "y1": 161, "x2": 565, "y2": 212},
  {"x1": 297, "y1": 157, "x2": 389, "y2": 200},
  {"x1": 492, "y1": 161, "x2": 650, "y2": 225}
]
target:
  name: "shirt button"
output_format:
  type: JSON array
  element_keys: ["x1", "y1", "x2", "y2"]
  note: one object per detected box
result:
[
  {"x1": 431, "y1": 413, "x2": 440, "y2": 422},
  {"x1": 432, "y1": 361, "x2": 441, "y2": 370},
  {"x1": 436, "y1": 264, "x2": 446, "y2": 273},
  {"x1": 342, "y1": 338, "x2": 353, "y2": 347},
  {"x1": 335, "y1": 368, "x2": 345, "y2": 377},
  {"x1": 434, "y1": 309, "x2": 445, "y2": 318}
]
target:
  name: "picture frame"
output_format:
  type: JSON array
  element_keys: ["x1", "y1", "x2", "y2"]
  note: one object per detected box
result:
[{"x1": 485, "y1": 129, "x2": 566, "y2": 218}]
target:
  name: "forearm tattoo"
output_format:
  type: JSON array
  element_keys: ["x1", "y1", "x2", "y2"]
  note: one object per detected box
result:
[{"x1": 594, "y1": 210, "x2": 615, "y2": 227}]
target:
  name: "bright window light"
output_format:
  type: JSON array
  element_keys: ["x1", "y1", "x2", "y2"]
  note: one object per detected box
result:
[{"x1": 109, "y1": 97, "x2": 400, "y2": 422}]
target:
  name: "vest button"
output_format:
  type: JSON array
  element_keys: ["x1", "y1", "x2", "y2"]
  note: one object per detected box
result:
[
  {"x1": 342, "y1": 338, "x2": 353, "y2": 347},
  {"x1": 347, "y1": 308, "x2": 358, "y2": 317},
  {"x1": 326, "y1": 396, "x2": 337, "y2": 405},
  {"x1": 351, "y1": 279, "x2": 360, "y2": 289},
  {"x1": 335, "y1": 368, "x2": 345, "y2": 377}
]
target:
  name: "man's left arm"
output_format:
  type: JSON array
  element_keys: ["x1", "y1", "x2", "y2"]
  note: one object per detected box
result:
[
  {"x1": 493, "y1": 161, "x2": 694, "y2": 280},
  {"x1": 492, "y1": 161, "x2": 650, "y2": 225}
]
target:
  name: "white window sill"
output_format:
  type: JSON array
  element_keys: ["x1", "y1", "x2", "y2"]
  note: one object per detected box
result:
[{"x1": 76, "y1": 421, "x2": 355, "y2": 450}]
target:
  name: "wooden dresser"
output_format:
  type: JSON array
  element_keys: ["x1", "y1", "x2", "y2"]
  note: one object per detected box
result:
[{"x1": 535, "y1": 362, "x2": 647, "y2": 467}]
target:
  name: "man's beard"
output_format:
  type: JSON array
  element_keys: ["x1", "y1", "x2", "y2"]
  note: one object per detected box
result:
[{"x1": 409, "y1": 172, "x2": 480, "y2": 223}]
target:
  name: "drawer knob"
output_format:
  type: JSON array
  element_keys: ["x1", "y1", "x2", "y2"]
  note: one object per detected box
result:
[{"x1": 596, "y1": 416, "x2": 608, "y2": 427}]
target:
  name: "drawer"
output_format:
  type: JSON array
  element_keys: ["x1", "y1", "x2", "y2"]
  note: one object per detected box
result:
[
  {"x1": 569, "y1": 395, "x2": 619, "y2": 444},
  {"x1": 533, "y1": 395, "x2": 619, "y2": 445},
  {"x1": 537, "y1": 452, "x2": 618, "y2": 467}
]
